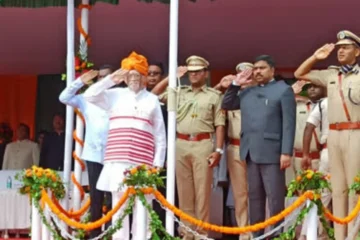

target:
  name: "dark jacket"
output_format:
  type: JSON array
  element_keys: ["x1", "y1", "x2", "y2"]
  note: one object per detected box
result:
[{"x1": 221, "y1": 80, "x2": 296, "y2": 164}]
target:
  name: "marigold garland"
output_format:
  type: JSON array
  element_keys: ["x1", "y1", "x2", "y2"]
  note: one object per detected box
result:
[
  {"x1": 324, "y1": 197, "x2": 360, "y2": 224},
  {"x1": 23, "y1": 164, "x2": 360, "y2": 239},
  {"x1": 151, "y1": 188, "x2": 312, "y2": 234},
  {"x1": 71, "y1": 173, "x2": 85, "y2": 200},
  {"x1": 41, "y1": 188, "x2": 129, "y2": 231},
  {"x1": 51, "y1": 194, "x2": 90, "y2": 219}
]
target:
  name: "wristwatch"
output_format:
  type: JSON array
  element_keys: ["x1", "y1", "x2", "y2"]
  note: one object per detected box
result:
[{"x1": 215, "y1": 148, "x2": 224, "y2": 155}]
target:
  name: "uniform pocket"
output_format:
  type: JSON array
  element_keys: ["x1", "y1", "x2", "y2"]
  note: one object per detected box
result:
[{"x1": 200, "y1": 103, "x2": 213, "y2": 120}]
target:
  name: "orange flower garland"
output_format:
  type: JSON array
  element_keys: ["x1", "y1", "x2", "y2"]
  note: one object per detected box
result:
[
  {"x1": 37, "y1": 186, "x2": 360, "y2": 236},
  {"x1": 150, "y1": 188, "x2": 312, "y2": 234},
  {"x1": 51, "y1": 194, "x2": 90, "y2": 219},
  {"x1": 41, "y1": 188, "x2": 129, "y2": 231},
  {"x1": 69, "y1": 109, "x2": 87, "y2": 217},
  {"x1": 324, "y1": 196, "x2": 360, "y2": 224},
  {"x1": 21, "y1": 161, "x2": 360, "y2": 239}
]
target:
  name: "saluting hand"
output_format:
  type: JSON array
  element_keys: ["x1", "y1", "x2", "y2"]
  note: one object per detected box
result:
[
  {"x1": 313, "y1": 43, "x2": 335, "y2": 60},
  {"x1": 111, "y1": 69, "x2": 129, "y2": 84},
  {"x1": 80, "y1": 70, "x2": 99, "y2": 85},
  {"x1": 280, "y1": 154, "x2": 291, "y2": 170},
  {"x1": 291, "y1": 80, "x2": 307, "y2": 95},
  {"x1": 234, "y1": 69, "x2": 253, "y2": 86},
  {"x1": 177, "y1": 66, "x2": 188, "y2": 78},
  {"x1": 220, "y1": 75, "x2": 236, "y2": 89}
]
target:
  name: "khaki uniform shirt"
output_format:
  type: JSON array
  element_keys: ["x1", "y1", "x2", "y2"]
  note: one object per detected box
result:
[
  {"x1": 2, "y1": 139, "x2": 40, "y2": 170},
  {"x1": 294, "y1": 97, "x2": 320, "y2": 151},
  {"x1": 227, "y1": 110, "x2": 241, "y2": 139},
  {"x1": 160, "y1": 85, "x2": 225, "y2": 134},
  {"x1": 305, "y1": 64, "x2": 360, "y2": 124}
]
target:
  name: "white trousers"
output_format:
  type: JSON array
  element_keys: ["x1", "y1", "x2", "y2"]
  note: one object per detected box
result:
[{"x1": 112, "y1": 191, "x2": 153, "y2": 240}]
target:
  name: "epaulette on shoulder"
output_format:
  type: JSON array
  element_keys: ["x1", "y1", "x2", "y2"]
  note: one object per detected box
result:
[
  {"x1": 328, "y1": 65, "x2": 340, "y2": 70},
  {"x1": 207, "y1": 87, "x2": 222, "y2": 95},
  {"x1": 177, "y1": 85, "x2": 190, "y2": 91}
]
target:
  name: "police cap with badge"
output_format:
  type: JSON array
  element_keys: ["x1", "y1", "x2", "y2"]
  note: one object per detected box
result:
[
  {"x1": 336, "y1": 30, "x2": 360, "y2": 48},
  {"x1": 186, "y1": 56, "x2": 210, "y2": 71}
]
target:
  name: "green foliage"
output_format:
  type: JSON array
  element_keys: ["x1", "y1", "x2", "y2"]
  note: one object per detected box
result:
[
  {"x1": 349, "y1": 174, "x2": 360, "y2": 195},
  {"x1": 138, "y1": 191, "x2": 181, "y2": 240},
  {"x1": 287, "y1": 170, "x2": 331, "y2": 197},
  {"x1": 276, "y1": 170, "x2": 334, "y2": 240},
  {"x1": 16, "y1": 166, "x2": 65, "y2": 203},
  {"x1": 122, "y1": 165, "x2": 165, "y2": 189}
]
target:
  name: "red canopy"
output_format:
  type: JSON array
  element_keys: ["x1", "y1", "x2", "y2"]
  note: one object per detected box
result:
[{"x1": 0, "y1": 0, "x2": 359, "y2": 74}]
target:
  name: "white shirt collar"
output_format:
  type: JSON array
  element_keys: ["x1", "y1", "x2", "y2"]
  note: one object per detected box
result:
[{"x1": 127, "y1": 87, "x2": 147, "y2": 99}]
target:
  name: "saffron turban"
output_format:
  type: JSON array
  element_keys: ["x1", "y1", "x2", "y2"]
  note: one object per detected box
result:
[{"x1": 121, "y1": 51, "x2": 149, "y2": 76}]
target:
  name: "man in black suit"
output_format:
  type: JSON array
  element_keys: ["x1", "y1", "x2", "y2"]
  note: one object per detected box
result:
[
  {"x1": 39, "y1": 113, "x2": 66, "y2": 170},
  {"x1": 222, "y1": 55, "x2": 296, "y2": 238}
]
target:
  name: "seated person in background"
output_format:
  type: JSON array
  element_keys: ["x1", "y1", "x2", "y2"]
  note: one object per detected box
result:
[
  {"x1": 39, "y1": 113, "x2": 67, "y2": 171},
  {"x1": 2, "y1": 123, "x2": 39, "y2": 170},
  {"x1": 0, "y1": 122, "x2": 13, "y2": 170},
  {"x1": 36, "y1": 130, "x2": 47, "y2": 150}
]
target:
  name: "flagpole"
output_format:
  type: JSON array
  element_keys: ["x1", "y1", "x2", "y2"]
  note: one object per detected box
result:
[
  {"x1": 166, "y1": 0, "x2": 179, "y2": 235},
  {"x1": 72, "y1": 0, "x2": 89, "y2": 212},
  {"x1": 63, "y1": 0, "x2": 75, "y2": 211}
]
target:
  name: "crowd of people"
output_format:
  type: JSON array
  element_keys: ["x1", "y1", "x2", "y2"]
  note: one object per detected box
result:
[{"x1": 0, "y1": 29, "x2": 359, "y2": 240}]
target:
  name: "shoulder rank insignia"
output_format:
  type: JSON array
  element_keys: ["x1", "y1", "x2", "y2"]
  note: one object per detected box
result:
[
  {"x1": 328, "y1": 65, "x2": 340, "y2": 70},
  {"x1": 207, "y1": 87, "x2": 222, "y2": 95}
]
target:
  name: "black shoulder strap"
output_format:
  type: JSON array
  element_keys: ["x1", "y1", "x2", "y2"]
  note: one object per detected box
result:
[{"x1": 318, "y1": 99, "x2": 323, "y2": 132}]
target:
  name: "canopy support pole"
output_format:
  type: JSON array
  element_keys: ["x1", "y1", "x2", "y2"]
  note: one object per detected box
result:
[
  {"x1": 63, "y1": 0, "x2": 75, "y2": 211},
  {"x1": 165, "y1": 0, "x2": 179, "y2": 236}
]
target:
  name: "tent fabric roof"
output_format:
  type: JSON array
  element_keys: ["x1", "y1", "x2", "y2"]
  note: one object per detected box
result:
[
  {"x1": 0, "y1": 0, "x2": 204, "y2": 8},
  {"x1": 0, "y1": 0, "x2": 359, "y2": 74},
  {"x1": 0, "y1": 0, "x2": 118, "y2": 8}
]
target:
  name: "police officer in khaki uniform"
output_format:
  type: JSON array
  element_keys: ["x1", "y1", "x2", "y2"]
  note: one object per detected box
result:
[
  {"x1": 155, "y1": 56, "x2": 225, "y2": 240},
  {"x1": 285, "y1": 82, "x2": 325, "y2": 185},
  {"x1": 295, "y1": 30, "x2": 360, "y2": 240},
  {"x1": 215, "y1": 62, "x2": 254, "y2": 240}
]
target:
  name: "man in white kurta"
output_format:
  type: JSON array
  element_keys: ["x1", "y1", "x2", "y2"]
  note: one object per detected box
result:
[
  {"x1": 59, "y1": 69, "x2": 111, "y2": 238},
  {"x1": 2, "y1": 124, "x2": 39, "y2": 170},
  {"x1": 83, "y1": 52, "x2": 166, "y2": 240}
]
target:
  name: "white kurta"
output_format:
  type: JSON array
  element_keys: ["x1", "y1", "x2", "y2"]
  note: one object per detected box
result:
[
  {"x1": 83, "y1": 76, "x2": 166, "y2": 192},
  {"x1": 2, "y1": 140, "x2": 39, "y2": 170},
  {"x1": 59, "y1": 78, "x2": 109, "y2": 164}
]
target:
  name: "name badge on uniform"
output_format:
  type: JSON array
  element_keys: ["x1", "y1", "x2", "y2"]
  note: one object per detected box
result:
[
  {"x1": 299, "y1": 111, "x2": 306, "y2": 114},
  {"x1": 329, "y1": 81, "x2": 335, "y2": 85}
]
